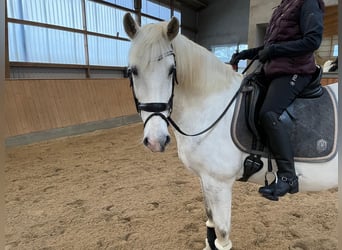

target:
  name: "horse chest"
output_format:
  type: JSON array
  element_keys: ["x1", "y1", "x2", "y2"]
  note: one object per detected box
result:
[{"x1": 174, "y1": 133, "x2": 241, "y2": 178}]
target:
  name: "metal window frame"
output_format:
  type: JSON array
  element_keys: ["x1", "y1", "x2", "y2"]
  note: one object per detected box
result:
[{"x1": 5, "y1": 0, "x2": 180, "y2": 78}]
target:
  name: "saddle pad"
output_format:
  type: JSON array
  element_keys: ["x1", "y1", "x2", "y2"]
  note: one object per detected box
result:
[{"x1": 231, "y1": 86, "x2": 338, "y2": 163}]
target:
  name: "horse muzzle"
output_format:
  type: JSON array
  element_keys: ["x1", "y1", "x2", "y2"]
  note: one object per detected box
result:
[
  {"x1": 143, "y1": 114, "x2": 171, "y2": 152},
  {"x1": 143, "y1": 135, "x2": 170, "y2": 152}
]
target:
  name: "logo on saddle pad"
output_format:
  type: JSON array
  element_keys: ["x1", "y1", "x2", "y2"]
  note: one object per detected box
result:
[{"x1": 316, "y1": 139, "x2": 328, "y2": 153}]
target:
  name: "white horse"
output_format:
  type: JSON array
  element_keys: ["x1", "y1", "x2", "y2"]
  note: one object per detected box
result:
[{"x1": 123, "y1": 14, "x2": 338, "y2": 250}]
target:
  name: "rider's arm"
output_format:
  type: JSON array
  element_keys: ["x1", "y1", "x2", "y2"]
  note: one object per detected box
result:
[{"x1": 268, "y1": 0, "x2": 324, "y2": 58}]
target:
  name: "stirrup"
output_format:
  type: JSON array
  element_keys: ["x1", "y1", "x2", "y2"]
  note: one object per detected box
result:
[
  {"x1": 260, "y1": 171, "x2": 278, "y2": 201},
  {"x1": 264, "y1": 171, "x2": 278, "y2": 186}
]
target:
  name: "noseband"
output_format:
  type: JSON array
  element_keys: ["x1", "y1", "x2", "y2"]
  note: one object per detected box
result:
[{"x1": 127, "y1": 50, "x2": 178, "y2": 128}]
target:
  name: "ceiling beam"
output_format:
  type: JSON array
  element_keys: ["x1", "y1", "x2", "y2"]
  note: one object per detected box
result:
[
  {"x1": 189, "y1": 0, "x2": 208, "y2": 7},
  {"x1": 176, "y1": 0, "x2": 208, "y2": 10}
]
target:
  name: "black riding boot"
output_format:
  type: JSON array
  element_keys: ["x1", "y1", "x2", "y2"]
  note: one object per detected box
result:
[{"x1": 258, "y1": 111, "x2": 299, "y2": 201}]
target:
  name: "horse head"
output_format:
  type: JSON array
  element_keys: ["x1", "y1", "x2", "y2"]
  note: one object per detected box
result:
[{"x1": 123, "y1": 13, "x2": 180, "y2": 152}]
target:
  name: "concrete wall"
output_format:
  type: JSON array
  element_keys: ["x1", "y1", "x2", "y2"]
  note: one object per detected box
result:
[
  {"x1": 196, "y1": 0, "x2": 250, "y2": 49},
  {"x1": 180, "y1": 6, "x2": 197, "y2": 41},
  {"x1": 248, "y1": 0, "x2": 280, "y2": 48}
]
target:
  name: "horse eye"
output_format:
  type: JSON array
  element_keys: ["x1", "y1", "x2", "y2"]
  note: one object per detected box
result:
[
  {"x1": 131, "y1": 66, "x2": 138, "y2": 76},
  {"x1": 168, "y1": 66, "x2": 175, "y2": 76}
]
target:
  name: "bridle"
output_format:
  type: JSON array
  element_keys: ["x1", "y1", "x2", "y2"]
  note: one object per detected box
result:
[
  {"x1": 127, "y1": 49, "x2": 255, "y2": 137},
  {"x1": 127, "y1": 49, "x2": 178, "y2": 128}
]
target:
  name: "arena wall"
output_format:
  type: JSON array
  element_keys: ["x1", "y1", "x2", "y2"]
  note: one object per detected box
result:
[{"x1": 5, "y1": 78, "x2": 139, "y2": 145}]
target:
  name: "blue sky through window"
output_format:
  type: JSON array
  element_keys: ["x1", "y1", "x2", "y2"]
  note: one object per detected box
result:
[
  {"x1": 212, "y1": 44, "x2": 248, "y2": 72},
  {"x1": 333, "y1": 44, "x2": 338, "y2": 57}
]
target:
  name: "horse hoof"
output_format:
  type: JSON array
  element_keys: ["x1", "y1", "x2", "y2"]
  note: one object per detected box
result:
[{"x1": 214, "y1": 239, "x2": 232, "y2": 250}]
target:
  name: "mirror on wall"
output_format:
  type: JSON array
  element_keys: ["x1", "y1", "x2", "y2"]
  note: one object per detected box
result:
[{"x1": 316, "y1": 4, "x2": 338, "y2": 73}]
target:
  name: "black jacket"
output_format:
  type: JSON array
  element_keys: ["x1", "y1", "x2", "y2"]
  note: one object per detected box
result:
[{"x1": 241, "y1": 0, "x2": 324, "y2": 64}]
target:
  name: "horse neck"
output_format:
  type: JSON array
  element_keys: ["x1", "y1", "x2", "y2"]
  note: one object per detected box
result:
[
  {"x1": 173, "y1": 35, "x2": 240, "y2": 93},
  {"x1": 171, "y1": 35, "x2": 242, "y2": 124}
]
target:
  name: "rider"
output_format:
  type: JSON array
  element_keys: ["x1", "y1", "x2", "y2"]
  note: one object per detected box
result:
[{"x1": 230, "y1": 0, "x2": 325, "y2": 201}]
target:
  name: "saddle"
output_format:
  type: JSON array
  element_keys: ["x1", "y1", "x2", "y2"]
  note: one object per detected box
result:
[{"x1": 231, "y1": 66, "x2": 338, "y2": 180}]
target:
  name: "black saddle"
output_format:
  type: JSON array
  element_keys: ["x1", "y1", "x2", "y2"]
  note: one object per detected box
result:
[
  {"x1": 298, "y1": 66, "x2": 323, "y2": 98},
  {"x1": 231, "y1": 67, "x2": 338, "y2": 163}
]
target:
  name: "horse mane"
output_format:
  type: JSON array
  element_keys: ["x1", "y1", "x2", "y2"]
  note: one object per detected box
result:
[
  {"x1": 172, "y1": 32, "x2": 241, "y2": 93},
  {"x1": 128, "y1": 21, "x2": 241, "y2": 93}
]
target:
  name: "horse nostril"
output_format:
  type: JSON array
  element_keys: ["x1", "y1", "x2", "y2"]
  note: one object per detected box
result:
[
  {"x1": 165, "y1": 135, "x2": 171, "y2": 145},
  {"x1": 143, "y1": 137, "x2": 149, "y2": 146}
]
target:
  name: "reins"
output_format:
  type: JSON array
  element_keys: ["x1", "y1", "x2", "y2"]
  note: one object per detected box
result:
[{"x1": 168, "y1": 58, "x2": 257, "y2": 137}]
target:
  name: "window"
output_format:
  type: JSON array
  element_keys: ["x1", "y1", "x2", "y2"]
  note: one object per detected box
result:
[
  {"x1": 88, "y1": 35, "x2": 130, "y2": 66},
  {"x1": 85, "y1": 1, "x2": 133, "y2": 67},
  {"x1": 212, "y1": 44, "x2": 248, "y2": 73},
  {"x1": 86, "y1": 1, "x2": 129, "y2": 39},
  {"x1": 7, "y1": 0, "x2": 84, "y2": 29},
  {"x1": 142, "y1": 0, "x2": 170, "y2": 20},
  {"x1": 102, "y1": 0, "x2": 134, "y2": 9},
  {"x1": 7, "y1": 0, "x2": 180, "y2": 70},
  {"x1": 333, "y1": 44, "x2": 338, "y2": 57},
  {"x1": 141, "y1": 0, "x2": 181, "y2": 26},
  {"x1": 8, "y1": 23, "x2": 85, "y2": 64}
]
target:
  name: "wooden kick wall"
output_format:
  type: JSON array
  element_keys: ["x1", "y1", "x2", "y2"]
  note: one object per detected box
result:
[
  {"x1": 4, "y1": 78, "x2": 137, "y2": 138},
  {"x1": 321, "y1": 77, "x2": 339, "y2": 86}
]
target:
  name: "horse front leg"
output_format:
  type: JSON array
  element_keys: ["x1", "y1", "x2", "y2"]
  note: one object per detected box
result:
[{"x1": 201, "y1": 175, "x2": 234, "y2": 250}]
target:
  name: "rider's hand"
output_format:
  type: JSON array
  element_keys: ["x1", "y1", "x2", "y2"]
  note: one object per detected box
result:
[
  {"x1": 258, "y1": 47, "x2": 271, "y2": 63},
  {"x1": 229, "y1": 48, "x2": 259, "y2": 65},
  {"x1": 230, "y1": 50, "x2": 250, "y2": 65},
  {"x1": 229, "y1": 52, "x2": 243, "y2": 65}
]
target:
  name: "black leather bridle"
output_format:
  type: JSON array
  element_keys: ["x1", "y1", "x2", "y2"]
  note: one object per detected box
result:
[{"x1": 127, "y1": 50, "x2": 178, "y2": 128}]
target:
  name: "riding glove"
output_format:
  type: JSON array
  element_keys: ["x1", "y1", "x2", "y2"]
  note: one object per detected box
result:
[
  {"x1": 229, "y1": 52, "x2": 243, "y2": 65},
  {"x1": 258, "y1": 47, "x2": 272, "y2": 63},
  {"x1": 229, "y1": 46, "x2": 264, "y2": 65}
]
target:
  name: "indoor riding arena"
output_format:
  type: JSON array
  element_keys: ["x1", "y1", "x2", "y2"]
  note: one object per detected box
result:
[{"x1": 3, "y1": 0, "x2": 339, "y2": 250}]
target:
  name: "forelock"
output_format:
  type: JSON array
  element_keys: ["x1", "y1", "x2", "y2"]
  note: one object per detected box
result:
[{"x1": 128, "y1": 22, "x2": 172, "y2": 70}]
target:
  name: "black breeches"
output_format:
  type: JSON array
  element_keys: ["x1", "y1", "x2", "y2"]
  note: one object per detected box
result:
[{"x1": 259, "y1": 74, "x2": 312, "y2": 117}]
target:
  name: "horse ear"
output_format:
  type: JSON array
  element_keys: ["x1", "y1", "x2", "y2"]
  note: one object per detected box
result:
[
  {"x1": 123, "y1": 13, "x2": 140, "y2": 39},
  {"x1": 167, "y1": 17, "x2": 179, "y2": 41}
]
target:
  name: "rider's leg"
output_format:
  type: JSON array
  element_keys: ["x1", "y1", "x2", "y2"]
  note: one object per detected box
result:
[
  {"x1": 258, "y1": 74, "x2": 311, "y2": 200},
  {"x1": 258, "y1": 110, "x2": 298, "y2": 198}
]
